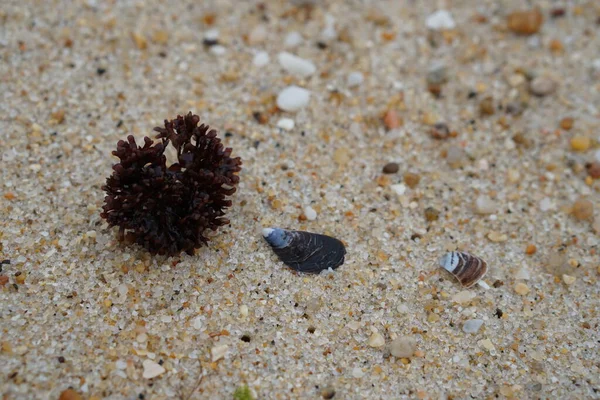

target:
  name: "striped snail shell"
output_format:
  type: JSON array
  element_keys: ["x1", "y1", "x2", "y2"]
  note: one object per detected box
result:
[{"x1": 439, "y1": 251, "x2": 488, "y2": 288}]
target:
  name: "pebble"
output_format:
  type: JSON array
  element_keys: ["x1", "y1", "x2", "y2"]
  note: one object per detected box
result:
[
  {"x1": 462, "y1": 319, "x2": 484, "y2": 334},
  {"x1": 514, "y1": 282, "x2": 530, "y2": 295},
  {"x1": 352, "y1": 367, "x2": 365, "y2": 378},
  {"x1": 426, "y1": 62, "x2": 448, "y2": 85},
  {"x1": 284, "y1": 31, "x2": 303, "y2": 47},
  {"x1": 507, "y1": 8, "x2": 544, "y2": 35},
  {"x1": 277, "y1": 118, "x2": 295, "y2": 131},
  {"x1": 429, "y1": 123, "x2": 450, "y2": 140},
  {"x1": 562, "y1": 274, "x2": 576, "y2": 285},
  {"x1": 252, "y1": 51, "x2": 270, "y2": 67},
  {"x1": 479, "y1": 338, "x2": 495, "y2": 352},
  {"x1": 240, "y1": 304, "x2": 249, "y2": 318},
  {"x1": 487, "y1": 231, "x2": 508, "y2": 242},
  {"x1": 347, "y1": 72, "x2": 364, "y2": 87},
  {"x1": 479, "y1": 96, "x2": 495, "y2": 115},
  {"x1": 368, "y1": 331, "x2": 386, "y2": 348},
  {"x1": 586, "y1": 162, "x2": 600, "y2": 179},
  {"x1": 303, "y1": 206, "x2": 317, "y2": 221},
  {"x1": 383, "y1": 109, "x2": 401, "y2": 130},
  {"x1": 507, "y1": 169, "x2": 521, "y2": 183},
  {"x1": 211, "y1": 344, "x2": 229, "y2": 362},
  {"x1": 560, "y1": 117, "x2": 574, "y2": 130},
  {"x1": 390, "y1": 336, "x2": 417, "y2": 358},
  {"x1": 321, "y1": 387, "x2": 336, "y2": 399},
  {"x1": 570, "y1": 135, "x2": 591, "y2": 152},
  {"x1": 204, "y1": 29, "x2": 219, "y2": 42},
  {"x1": 529, "y1": 76, "x2": 557, "y2": 96},
  {"x1": 278, "y1": 52, "x2": 316, "y2": 77},
  {"x1": 248, "y1": 25, "x2": 267, "y2": 45},
  {"x1": 572, "y1": 197, "x2": 593, "y2": 221},
  {"x1": 192, "y1": 316, "x2": 203, "y2": 330},
  {"x1": 426, "y1": 10, "x2": 456, "y2": 30},
  {"x1": 515, "y1": 267, "x2": 530, "y2": 280},
  {"x1": 390, "y1": 184, "x2": 406, "y2": 196},
  {"x1": 446, "y1": 145, "x2": 465, "y2": 168},
  {"x1": 403, "y1": 172, "x2": 420, "y2": 188},
  {"x1": 382, "y1": 162, "x2": 399, "y2": 174},
  {"x1": 424, "y1": 207, "x2": 440, "y2": 222},
  {"x1": 209, "y1": 45, "x2": 226, "y2": 55},
  {"x1": 539, "y1": 198, "x2": 554, "y2": 211},
  {"x1": 474, "y1": 195, "x2": 497, "y2": 215},
  {"x1": 58, "y1": 389, "x2": 82, "y2": 400},
  {"x1": 276, "y1": 86, "x2": 310, "y2": 112},
  {"x1": 142, "y1": 359, "x2": 166, "y2": 379},
  {"x1": 452, "y1": 290, "x2": 475, "y2": 304}
]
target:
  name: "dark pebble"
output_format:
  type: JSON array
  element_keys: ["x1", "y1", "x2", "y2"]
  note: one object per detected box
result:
[
  {"x1": 382, "y1": 162, "x2": 399, "y2": 174},
  {"x1": 429, "y1": 123, "x2": 450, "y2": 140},
  {"x1": 58, "y1": 356, "x2": 65, "y2": 363},
  {"x1": 424, "y1": 207, "x2": 440, "y2": 222},
  {"x1": 96, "y1": 68, "x2": 106, "y2": 76}
]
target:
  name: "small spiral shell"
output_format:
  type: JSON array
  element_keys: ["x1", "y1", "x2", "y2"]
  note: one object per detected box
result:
[{"x1": 439, "y1": 251, "x2": 487, "y2": 288}]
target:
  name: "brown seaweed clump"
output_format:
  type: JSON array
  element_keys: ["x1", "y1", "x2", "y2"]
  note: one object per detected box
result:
[{"x1": 101, "y1": 112, "x2": 242, "y2": 256}]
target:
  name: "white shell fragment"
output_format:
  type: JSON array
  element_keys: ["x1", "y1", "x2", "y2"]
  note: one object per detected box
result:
[
  {"x1": 278, "y1": 52, "x2": 316, "y2": 77},
  {"x1": 142, "y1": 360, "x2": 166, "y2": 379},
  {"x1": 262, "y1": 228, "x2": 346, "y2": 273},
  {"x1": 426, "y1": 10, "x2": 456, "y2": 30},
  {"x1": 277, "y1": 118, "x2": 295, "y2": 131},
  {"x1": 462, "y1": 319, "x2": 484, "y2": 334},
  {"x1": 439, "y1": 251, "x2": 488, "y2": 288},
  {"x1": 276, "y1": 86, "x2": 311, "y2": 112}
]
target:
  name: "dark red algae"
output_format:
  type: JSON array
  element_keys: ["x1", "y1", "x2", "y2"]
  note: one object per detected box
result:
[{"x1": 101, "y1": 112, "x2": 242, "y2": 256}]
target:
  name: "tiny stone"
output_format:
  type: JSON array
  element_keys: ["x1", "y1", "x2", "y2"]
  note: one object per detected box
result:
[
  {"x1": 347, "y1": 72, "x2": 364, "y2": 87},
  {"x1": 303, "y1": 206, "x2": 317, "y2": 221},
  {"x1": 142, "y1": 360, "x2": 166, "y2": 379},
  {"x1": 560, "y1": 117, "x2": 574, "y2": 130},
  {"x1": 252, "y1": 51, "x2": 270, "y2": 67},
  {"x1": 452, "y1": 290, "x2": 475, "y2": 304},
  {"x1": 426, "y1": 10, "x2": 456, "y2": 30},
  {"x1": 572, "y1": 197, "x2": 593, "y2": 221},
  {"x1": 333, "y1": 148, "x2": 350, "y2": 165},
  {"x1": 462, "y1": 319, "x2": 484, "y2": 334},
  {"x1": 240, "y1": 304, "x2": 249, "y2": 318},
  {"x1": 525, "y1": 244, "x2": 537, "y2": 255},
  {"x1": 390, "y1": 184, "x2": 406, "y2": 196},
  {"x1": 529, "y1": 76, "x2": 557, "y2": 96},
  {"x1": 382, "y1": 162, "x2": 399, "y2": 174},
  {"x1": 248, "y1": 25, "x2": 267, "y2": 45},
  {"x1": 426, "y1": 62, "x2": 448, "y2": 85},
  {"x1": 352, "y1": 367, "x2": 364, "y2": 378},
  {"x1": 570, "y1": 135, "x2": 591, "y2": 152},
  {"x1": 429, "y1": 123, "x2": 450, "y2": 140},
  {"x1": 403, "y1": 172, "x2": 420, "y2": 188},
  {"x1": 515, "y1": 267, "x2": 530, "y2": 280},
  {"x1": 277, "y1": 118, "x2": 295, "y2": 131},
  {"x1": 276, "y1": 86, "x2": 310, "y2": 112},
  {"x1": 368, "y1": 331, "x2": 385, "y2": 348},
  {"x1": 209, "y1": 45, "x2": 226, "y2": 55},
  {"x1": 284, "y1": 31, "x2": 303, "y2": 47},
  {"x1": 507, "y1": 8, "x2": 544, "y2": 35},
  {"x1": 211, "y1": 344, "x2": 228, "y2": 362},
  {"x1": 424, "y1": 207, "x2": 440, "y2": 222},
  {"x1": 586, "y1": 162, "x2": 600, "y2": 179},
  {"x1": 539, "y1": 198, "x2": 553, "y2": 212},
  {"x1": 562, "y1": 274, "x2": 576, "y2": 285},
  {"x1": 278, "y1": 52, "x2": 316, "y2": 77},
  {"x1": 58, "y1": 389, "x2": 82, "y2": 400},
  {"x1": 514, "y1": 282, "x2": 530, "y2": 295},
  {"x1": 446, "y1": 146, "x2": 465, "y2": 168},
  {"x1": 487, "y1": 231, "x2": 508, "y2": 242},
  {"x1": 321, "y1": 386, "x2": 336, "y2": 399},
  {"x1": 507, "y1": 169, "x2": 521, "y2": 183},
  {"x1": 479, "y1": 338, "x2": 495, "y2": 352},
  {"x1": 383, "y1": 109, "x2": 401, "y2": 130},
  {"x1": 479, "y1": 96, "x2": 495, "y2": 115},
  {"x1": 474, "y1": 196, "x2": 497, "y2": 214},
  {"x1": 390, "y1": 336, "x2": 417, "y2": 358}
]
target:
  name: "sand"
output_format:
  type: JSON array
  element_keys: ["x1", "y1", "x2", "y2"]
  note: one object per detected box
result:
[{"x1": 1, "y1": 1, "x2": 599, "y2": 399}]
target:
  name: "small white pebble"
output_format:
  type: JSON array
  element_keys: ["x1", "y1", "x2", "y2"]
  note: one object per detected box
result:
[
  {"x1": 352, "y1": 367, "x2": 365, "y2": 378},
  {"x1": 462, "y1": 319, "x2": 484, "y2": 334},
  {"x1": 390, "y1": 336, "x2": 417, "y2": 358},
  {"x1": 115, "y1": 360, "x2": 127, "y2": 370},
  {"x1": 278, "y1": 52, "x2": 316, "y2": 77},
  {"x1": 539, "y1": 198, "x2": 554, "y2": 212},
  {"x1": 303, "y1": 205, "x2": 317, "y2": 221},
  {"x1": 390, "y1": 184, "x2": 406, "y2": 196},
  {"x1": 252, "y1": 51, "x2": 270, "y2": 67},
  {"x1": 347, "y1": 72, "x2": 364, "y2": 87},
  {"x1": 562, "y1": 274, "x2": 576, "y2": 285},
  {"x1": 397, "y1": 304, "x2": 409, "y2": 313},
  {"x1": 277, "y1": 118, "x2": 295, "y2": 131},
  {"x1": 276, "y1": 86, "x2": 310, "y2": 112},
  {"x1": 515, "y1": 267, "x2": 530, "y2": 280},
  {"x1": 426, "y1": 10, "x2": 456, "y2": 30},
  {"x1": 211, "y1": 344, "x2": 229, "y2": 362},
  {"x1": 248, "y1": 25, "x2": 267, "y2": 45},
  {"x1": 192, "y1": 316, "x2": 203, "y2": 330},
  {"x1": 284, "y1": 31, "x2": 303, "y2": 47},
  {"x1": 136, "y1": 333, "x2": 148, "y2": 343},
  {"x1": 474, "y1": 195, "x2": 497, "y2": 215},
  {"x1": 142, "y1": 360, "x2": 165, "y2": 379},
  {"x1": 452, "y1": 290, "x2": 476, "y2": 304},
  {"x1": 367, "y1": 331, "x2": 385, "y2": 348},
  {"x1": 204, "y1": 29, "x2": 219, "y2": 41},
  {"x1": 240, "y1": 304, "x2": 249, "y2": 318},
  {"x1": 209, "y1": 45, "x2": 226, "y2": 55}
]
